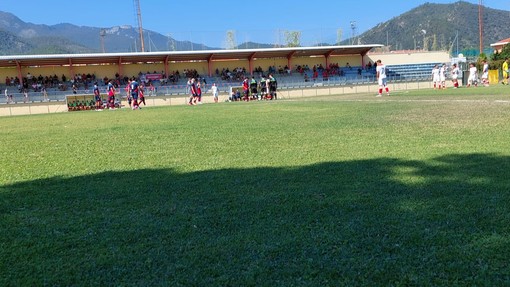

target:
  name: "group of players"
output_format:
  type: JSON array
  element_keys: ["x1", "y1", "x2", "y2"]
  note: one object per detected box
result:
[
  {"x1": 92, "y1": 79, "x2": 146, "y2": 110},
  {"x1": 241, "y1": 74, "x2": 278, "y2": 101},
  {"x1": 431, "y1": 60, "x2": 490, "y2": 89}
]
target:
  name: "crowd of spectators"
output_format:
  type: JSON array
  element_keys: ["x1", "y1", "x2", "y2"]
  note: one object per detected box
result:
[{"x1": 216, "y1": 67, "x2": 247, "y2": 81}]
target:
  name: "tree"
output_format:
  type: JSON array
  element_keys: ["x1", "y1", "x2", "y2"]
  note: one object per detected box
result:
[
  {"x1": 490, "y1": 43, "x2": 510, "y2": 70},
  {"x1": 431, "y1": 34, "x2": 438, "y2": 51},
  {"x1": 423, "y1": 36, "x2": 430, "y2": 51}
]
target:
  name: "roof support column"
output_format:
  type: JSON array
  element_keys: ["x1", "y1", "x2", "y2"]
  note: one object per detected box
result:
[
  {"x1": 164, "y1": 55, "x2": 169, "y2": 78},
  {"x1": 287, "y1": 51, "x2": 296, "y2": 75},
  {"x1": 118, "y1": 57, "x2": 123, "y2": 78},
  {"x1": 360, "y1": 51, "x2": 367, "y2": 68},
  {"x1": 16, "y1": 61, "x2": 23, "y2": 87},
  {"x1": 325, "y1": 50, "x2": 334, "y2": 69},
  {"x1": 248, "y1": 52, "x2": 257, "y2": 76},
  {"x1": 207, "y1": 54, "x2": 214, "y2": 77},
  {"x1": 68, "y1": 58, "x2": 75, "y2": 79}
]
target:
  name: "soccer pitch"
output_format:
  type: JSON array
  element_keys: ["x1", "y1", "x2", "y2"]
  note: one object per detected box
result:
[{"x1": 1, "y1": 86, "x2": 510, "y2": 285}]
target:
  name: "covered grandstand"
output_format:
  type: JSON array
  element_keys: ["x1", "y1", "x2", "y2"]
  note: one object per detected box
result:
[{"x1": 0, "y1": 45, "x2": 450, "y2": 104}]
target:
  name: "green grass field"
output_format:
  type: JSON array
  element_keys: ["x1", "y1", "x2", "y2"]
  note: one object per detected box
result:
[{"x1": 1, "y1": 86, "x2": 510, "y2": 286}]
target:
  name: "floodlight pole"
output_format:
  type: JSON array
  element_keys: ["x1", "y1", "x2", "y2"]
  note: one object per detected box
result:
[
  {"x1": 479, "y1": 0, "x2": 484, "y2": 54},
  {"x1": 135, "y1": 0, "x2": 145, "y2": 52}
]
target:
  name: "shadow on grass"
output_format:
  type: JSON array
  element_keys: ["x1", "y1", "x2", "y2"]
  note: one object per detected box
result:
[{"x1": 1, "y1": 153, "x2": 510, "y2": 285}]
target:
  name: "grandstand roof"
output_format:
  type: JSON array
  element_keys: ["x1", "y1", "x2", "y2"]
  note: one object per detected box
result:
[
  {"x1": 491, "y1": 37, "x2": 510, "y2": 47},
  {"x1": 0, "y1": 45, "x2": 382, "y2": 68}
]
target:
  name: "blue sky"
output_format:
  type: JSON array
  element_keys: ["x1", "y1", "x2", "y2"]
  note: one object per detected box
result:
[{"x1": 1, "y1": 0, "x2": 509, "y2": 47}]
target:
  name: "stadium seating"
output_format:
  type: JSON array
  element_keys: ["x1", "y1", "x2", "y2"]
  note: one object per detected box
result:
[{"x1": 0, "y1": 62, "x2": 444, "y2": 105}]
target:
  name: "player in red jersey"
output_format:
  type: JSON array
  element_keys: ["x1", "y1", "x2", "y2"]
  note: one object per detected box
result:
[{"x1": 138, "y1": 83, "x2": 146, "y2": 107}]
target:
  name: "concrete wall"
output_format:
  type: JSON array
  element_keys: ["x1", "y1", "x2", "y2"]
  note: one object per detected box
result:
[
  {"x1": 366, "y1": 51, "x2": 450, "y2": 65},
  {"x1": 1, "y1": 80, "x2": 438, "y2": 117}
]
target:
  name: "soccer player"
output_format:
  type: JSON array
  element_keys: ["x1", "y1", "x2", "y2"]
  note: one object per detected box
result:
[
  {"x1": 129, "y1": 79, "x2": 140, "y2": 110},
  {"x1": 138, "y1": 83, "x2": 146, "y2": 106},
  {"x1": 196, "y1": 81, "x2": 203, "y2": 104},
  {"x1": 260, "y1": 75, "x2": 267, "y2": 99},
  {"x1": 481, "y1": 60, "x2": 489, "y2": 87},
  {"x1": 439, "y1": 64, "x2": 447, "y2": 89},
  {"x1": 93, "y1": 82, "x2": 102, "y2": 110},
  {"x1": 376, "y1": 59, "x2": 389, "y2": 97},
  {"x1": 242, "y1": 78, "x2": 249, "y2": 101},
  {"x1": 211, "y1": 83, "x2": 218, "y2": 103},
  {"x1": 250, "y1": 76, "x2": 258, "y2": 100},
  {"x1": 125, "y1": 80, "x2": 132, "y2": 108},
  {"x1": 431, "y1": 64, "x2": 441, "y2": 89},
  {"x1": 451, "y1": 63, "x2": 460, "y2": 89},
  {"x1": 107, "y1": 80, "x2": 116, "y2": 109},
  {"x1": 188, "y1": 78, "x2": 197, "y2": 105},
  {"x1": 502, "y1": 58, "x2": 509, "y2": 85},
  {"x1": 269, "y1": 74, "x2": 278, "y2": 100},
  {"x1": 467, "y1": 63, "x2": 478, "y2": 87}
]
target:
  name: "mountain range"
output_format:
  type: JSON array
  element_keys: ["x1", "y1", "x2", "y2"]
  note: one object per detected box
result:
[{"x1": 0, "y1": 1, "x2": 508, "y2": 55}]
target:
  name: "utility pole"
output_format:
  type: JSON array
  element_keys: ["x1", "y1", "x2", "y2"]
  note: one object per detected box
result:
[
  {"x1": 135, "y1": 0, "x2": 145, "y2": 52},
  {"x1": 479, "y1": 0, "x2": 484, "y2": 54}
]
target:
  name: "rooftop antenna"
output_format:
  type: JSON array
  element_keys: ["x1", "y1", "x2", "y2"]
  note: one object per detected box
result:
[{"x1": 135, "y1": 0, "x2": 145, "y2": 52}]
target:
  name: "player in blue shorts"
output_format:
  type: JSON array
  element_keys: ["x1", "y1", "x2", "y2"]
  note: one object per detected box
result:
[
  {"x1": 93, "y1": 82, "x2": 103, "y2": 110},
  {"x1": 129, "y1": 79, "x2": 140, "y2": 110}
]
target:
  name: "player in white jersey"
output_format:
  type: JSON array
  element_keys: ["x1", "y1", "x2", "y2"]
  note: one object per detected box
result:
[
  {"x1": 431, "y1": 64, "x2": 441, "y2": 89},
  {"x1": 467, "y1": 63, "x2": 478, "y2": 87},
  {"x1": 439, "y1": 64, "x2": 447, "y2": 89},
  {"x1": 481, "y1": 60, "x2": 489, "y2": 86},
  {"x1": 376, "y1": 59, "x2": 389, "y2": 97},
  {"x1": 451, "y1": 63, "x2": 460, "y2": 88}
]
